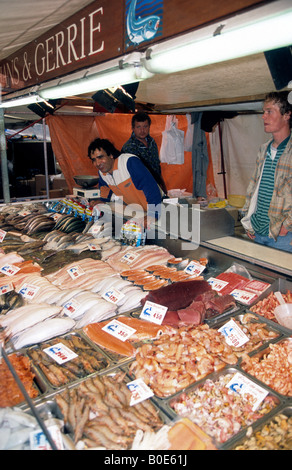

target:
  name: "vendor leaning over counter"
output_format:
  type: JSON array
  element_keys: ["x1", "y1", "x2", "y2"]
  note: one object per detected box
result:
[
  {"x1": 87, "y1": 138, "x2": 162, "y2": 224},
  {"x1": 241, "y1": 91, "x2": 292, "y2": 253}
]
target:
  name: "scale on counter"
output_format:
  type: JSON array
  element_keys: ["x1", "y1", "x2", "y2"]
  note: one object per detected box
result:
[{"x1": 73, "y1": 175, "x2": 100, "y2": 199}]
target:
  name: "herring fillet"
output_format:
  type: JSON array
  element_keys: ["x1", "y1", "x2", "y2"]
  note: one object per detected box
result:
[{"x1": 11, "y1": 317, "x2": 76, "y2": 350}]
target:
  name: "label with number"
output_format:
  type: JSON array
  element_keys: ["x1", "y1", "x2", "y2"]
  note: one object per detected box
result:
[
  {"x1": 227, "y1": 372, "x2": 269, "y2": 411},
  {"x1": 43, "y1": 342, "x2": 78, "y2": 364},
  {"x1": 207, "y1": 277, "x2": 229, "y2": 292},
  {"x1": 121, "y1": 251, "x2": 139, "y2": 264},
  {"x1": 219, "y1": 319, "x2": 249, "y2": 348},
  {"x1": 230, "y1": 289, "x2": 257, "y2": 305},
  {"x1": 184, "y1": 261, "x2": 205, "y2": 276},
  {"x1": 0, "y1": 283, "x2": 14, "y2": 295},
  {"x1": 102, "y1": 319, "x2": 136, "y2": 342},
  {"x1": 18, "y1": 283, "x2": 40, "y2": 300},
  {"x1": 140, "y1": 300, "x2": 168, "y2": 325},
  {"x1": 0, "y1": 264, "x2": 20, "y2": 276},
  {"x1": 102, "y1": 288, "x2": 125, "y2": 304},
  {"x1": 67, "y1": 265, "x2": 85, "y2": 280},
  {"x1": 62, "y1": 298, "x2": 81, "y2": 317},
  {"x1": 0, "y1": 229, "x2": 7, "y2": 242},
  {"x1": 127, "y1": 378, "x2": 154, "y2": 406}
]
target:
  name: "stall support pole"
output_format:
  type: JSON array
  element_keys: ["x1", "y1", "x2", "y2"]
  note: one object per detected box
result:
[
  {"x1": 0, "y1": 108, "x2": 11, "y2": 203},
  {"x1": 42, "y1": 118, "x2": 50, "y2": 199}
]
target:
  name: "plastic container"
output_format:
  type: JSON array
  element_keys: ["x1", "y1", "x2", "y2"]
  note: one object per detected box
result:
[
  {"x1": 228, "y1": 195, "x2": 246, "y2": 208},
  {"x1": 274, "y1": 303, "x2": 292, "y2": 329}
]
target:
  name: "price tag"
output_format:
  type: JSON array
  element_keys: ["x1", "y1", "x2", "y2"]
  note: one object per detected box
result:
[
  {"x1": 102, "y1": 319, "x2": 136, "y2": 342},
  {"x1": 30, "y1": 424, "x2": 64, "y2": 450},
  {"x1": 0, "y1": 229, "x2": 7, "y2": 242},
  {"x1": 18, "y1": 283, "x2": 40, "y2": 300},
  {"x1": 67, "y1": 265, "x2": 85, "y2": 280},
  {"x1": 127, "y1": 378, "x2": 154, "y2": 406},
  {"x1": 219, "y1": 319, "x2": 249, "y2": 348},
  {"x1": 62, "y1": 298, "x2": 80, "y2": 317},
  {"x1": 121, "y1": 251, "x2": 139, "y2": 264},
  {"x1": 87, "y1": 243, "x2": 100, "y2": 251},
  {"x1": 0, "y1": 264, "x2": 20, "y2": 276},
  {"x1": 184, "y1": 260, "x2": 205, "y2": 276},
  {"x1": 43, "y1": 342, "x2": 78, "y2": 364},
  {"x1": 18, "y1": 210, "x2": 31, "y2": 216},
  {"x1": 140, "y1": 300, "x2": 168, "y2": 325},
  {"x1": 102, "y1": 288, "x2": 125, "y2": 304},
  {"x1": 227, "y1": 372, "x2": 269, "y2": 411},
  {"x1": 207, "y1": 277, "x2": 229, "y2": 292},
  {"x1": 0, "y1": 283, "x2": 14, "y2": 295},
  {"x1": 230, "y1": 289, "x2": 257, "y2": 305}
]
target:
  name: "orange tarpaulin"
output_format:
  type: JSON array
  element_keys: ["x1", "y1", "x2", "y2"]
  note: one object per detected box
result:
[{"x1": 46, "y1": 113, "x2": 214, "y2": 195}]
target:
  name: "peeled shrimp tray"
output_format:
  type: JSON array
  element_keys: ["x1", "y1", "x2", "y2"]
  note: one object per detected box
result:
[
  {"x1": 26, "y1": 331, "x2": 112, "y2": 391},
  {"x1": 161, "y1": 366, "x2": 284, "y2": 449}
]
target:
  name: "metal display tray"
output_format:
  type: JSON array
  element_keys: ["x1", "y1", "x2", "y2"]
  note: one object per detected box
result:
[{"x1": 159, "y1": 366, "x2": 284, "y2": 449}]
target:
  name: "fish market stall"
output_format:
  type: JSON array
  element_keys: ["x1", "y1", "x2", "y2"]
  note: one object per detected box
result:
[{"x1": 0, "y1": 198, "x2": 291, "y2": 450}]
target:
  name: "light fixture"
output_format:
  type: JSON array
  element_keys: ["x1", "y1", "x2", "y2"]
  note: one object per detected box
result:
[
  {"x1": 143, "y1": 2, "x2": 292, "y2": 74},
  {"x1": 39, "y1": 54, "x2": 153, "y2": 100},
  {"x1": 0, "y1": 92, "x2": 45, "y2": 109}
]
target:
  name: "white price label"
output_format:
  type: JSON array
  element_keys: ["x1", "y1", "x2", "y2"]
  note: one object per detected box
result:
[
  {"x1": 30, "y1": 424, "x2": 64, "y2": 450},
  {"x1": 18, "y1": 283, "x2": 40, "y2": 299},
  {"x1": 0, "y1": 229, "x2": 7, "y2": 242},
  {"x1": 207, "y1": 277, "x2": 229, "y2": 292},
  {"x1": 102, "y1": 319, "x2": 136, "y2": 342},
  {"x1": 43, "y1": 342, "x2": 78, "y2": 364},
  {"x1": 0, "y1": 283, "x2": 14, "y2": 295},
  {"x1": 102, "y1": 288, "x2": 125, "y2": 304},
  {"x1": 0, "y1": 264, "x2": 20, "y2": 276},
  {"x1": 184, "y1": 261, "x2": 205, "y2": 276},
  {"x1": 121, "y1": 251, "x2": 139, "y2": 264},
  {"x1": 67, "y1": 265, "x2": 85, "y2": 280},
  {"x1": 87, "y1": 243, "x2": 100, "y2": 251},
  {"x1": 230, "y1": 289, "x2": 257, "y2": 305},
  {"x1": 140, "y1": 300, "x2": 168, "y2": 325},
  {"x1": 219, "y1": 319, "x2": 249, "y2": 348},
  {"x1": 62, "y1": 298, "x2": 81, "y2": 317},
  {"x1": 227, "y1": 372, "x2": 269, "y2": 411},
  {"x1": 127, "y1": 378, "x2": 154, "y2": 406}
]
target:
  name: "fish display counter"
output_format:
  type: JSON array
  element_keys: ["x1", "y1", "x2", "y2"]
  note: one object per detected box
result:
[{"x1": 0, "y1": 199, "x2": 291, "y2": 450}]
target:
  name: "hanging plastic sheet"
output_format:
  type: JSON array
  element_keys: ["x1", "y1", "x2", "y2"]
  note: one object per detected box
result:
[{"x1": 160, "y1": 116, "x2": 185, "y2": 164}]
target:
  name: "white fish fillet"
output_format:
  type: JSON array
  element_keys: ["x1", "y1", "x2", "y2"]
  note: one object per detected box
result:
[
  {"x1": 75, "y1": 301, "x2": 116, "y2": 328},
  {"x1": 11, "y1": 317, "x2": 75, "y2": 350},
  {"x1": 5, "y1": 304, "x2": 63, "y2": 338},
  {"x1": 0, "y1": 303, "x2": 50, "y2": 328}
]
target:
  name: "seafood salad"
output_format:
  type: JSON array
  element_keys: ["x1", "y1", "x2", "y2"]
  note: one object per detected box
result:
[{"x1": 170, "y1": 373, "x2": 277, "y2": 444}]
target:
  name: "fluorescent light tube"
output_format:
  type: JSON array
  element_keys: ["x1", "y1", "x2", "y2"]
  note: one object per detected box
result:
[
  {"x1": 0, "y1": 94, "x2": 44, "y2": 108},
  {"x1": 143, "y1": 8, "x2": 292, "y2": 74},
  {"x1": 39, "y1": 65, "x2": 153, "y2": 100}
]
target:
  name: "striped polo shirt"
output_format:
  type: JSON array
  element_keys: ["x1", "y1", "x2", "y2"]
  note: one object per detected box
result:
[{"x1": 251, "y1": 137, "x2": 289, "y2": 235}]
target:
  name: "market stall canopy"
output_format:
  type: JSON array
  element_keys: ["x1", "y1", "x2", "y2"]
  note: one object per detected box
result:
[{"x1": 0, "y1": 0, "x2": 291, "y2": 126}]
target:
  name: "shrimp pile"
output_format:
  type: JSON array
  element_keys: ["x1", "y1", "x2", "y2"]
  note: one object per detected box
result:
[
  {"x1": 129, "y1": 324, "x2": 238, "y2": 397},
  {"x1": 241, "y1": 340, "x2": 292, "y2": 397},
  {"x1": 169, "y1": 373, "x2": 277, "y2": 444},
  {"x1": 250, "y1": 290, "x2": 292, "y2": 323},
  {"x1": 55, "y1": 372, "x2": 163, "y2": 449}
]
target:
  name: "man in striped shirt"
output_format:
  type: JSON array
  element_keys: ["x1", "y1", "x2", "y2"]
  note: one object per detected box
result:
[{"x1": 241, "y1": 92, "x2": 292, "y2": 252}]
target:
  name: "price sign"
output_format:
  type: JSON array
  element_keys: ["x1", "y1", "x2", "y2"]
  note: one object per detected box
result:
[
  {"x1": 227, "y1": 372, "x2": 269, "y2": 411},
  {"x1": 127, "y1": 378, "x2": 154, "y2": 406},
  {"x1": 102, "y1": 319, "x2": 136, "y2": 342},
  {"x1": 30, "y1": 424, "x2": 64, "y2": 450},
  {"x1": 102, "y1": 288, "x2": 125, "y2": 304},
  {"x1": 67, "y1": 265, "x2": 85, "y2": 280},
  {"x1": 121, "y1": 251, "x2": 139, "y2": 264},
  {"x1": 0, "y1": 283, "x2": 13, "y2": 295},
  {"x1": 62, "y1": 298, "x2": 80, "y2": 317},
  {"x1": 230, "y1": 289, "x2": 257, "y2": 305},
  {"x1": 87, "y1": 243, "x2": 100, "y2": 251},
  {"x1": 0, "y1": 264, "x2": 20, "y2": 276},
  {"x1": 140, "y1": 300, "x2": 168, "y2": 325},
  {"x1": 43, "y1": 342, "x2": 78, "y2": 364},
  {"x1": 18, "y1": 283, "x2": 40, "y2": 300},
  {"x1": 184, "y1": 261, "x2": 205, "y2": 276},
  {"x1": 207, "y1": 277, "x2": 229, "y2": 292},
  {"x1": 0, "y1": 229, "x2": 7, "y2": 242},
  {"x1": 219, "y1": 319, "x2": 249, "y2": 348}
]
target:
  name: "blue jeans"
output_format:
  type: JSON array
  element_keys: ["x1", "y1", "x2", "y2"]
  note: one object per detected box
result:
[{"x1": 254, "y1": 231, "x2": 292, "y2": 253}]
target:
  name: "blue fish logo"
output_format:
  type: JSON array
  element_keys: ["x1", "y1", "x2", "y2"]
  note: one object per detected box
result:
[{"x1": 126, "y1": 0, "x2": 161, "y2": 46}]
